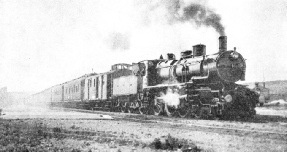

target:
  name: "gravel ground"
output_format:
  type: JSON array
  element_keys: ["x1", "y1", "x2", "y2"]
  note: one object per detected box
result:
[{"x1": 0, "y1": 104, "x2": 287, "y2": 152}]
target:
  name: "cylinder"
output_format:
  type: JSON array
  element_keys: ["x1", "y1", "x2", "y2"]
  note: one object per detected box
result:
[{"x1": 219, "y1": 36, "x2": 227, "y2": 53}]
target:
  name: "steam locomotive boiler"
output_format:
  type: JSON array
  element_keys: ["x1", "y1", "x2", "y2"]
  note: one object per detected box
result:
[
  {"x1": 156, "y1": 36, "x2": 246, "y2": 84},
  {"x1": 134, "y1": 36, "x2": 258, "y2": 118}
]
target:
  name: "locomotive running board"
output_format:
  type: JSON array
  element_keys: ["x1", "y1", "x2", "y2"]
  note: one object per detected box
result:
[{"x1": 144, "y1": 82, "x2": 194, "y2": 89}]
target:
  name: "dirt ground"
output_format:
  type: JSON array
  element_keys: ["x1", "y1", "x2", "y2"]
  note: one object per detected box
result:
[{"x1": 0, "y1": 104, "x2": 287, "y2": 152}]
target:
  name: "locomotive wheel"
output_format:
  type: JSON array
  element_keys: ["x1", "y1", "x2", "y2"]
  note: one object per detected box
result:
[
  {"x1": 113, "y1": 100, "x2": 121, "y2": 112},
  {"x1": 199, "y1": 107, "x2": 210, "y2": 119},
  {"x1": 166, "y1": 106, "x2": 177, "y2": 117},
  {"x1": 139, "y1": 107, "x2": 148, "y2": 115},
  {"x1": 153, "y1": 98, "x2": 162, "y2": 116},
  {"x1": 120, "y1": 102, "x2": 127, "y2": 113},
  {"x1": 177, "y1": 107, "x2": 189, "y2": 118},
  {"x1": 153, "y1": 104, "x2": 162, "y2": 116},
  {"x1": 177, "y1": 98, "x2": 189, "y2": 118},
  {"x1": 127, "y1": 107, "x2": 132, "y2": 113},
  {"x1": 127, "y1": 102, "x2": 134, "y2": 113},
  {"x1": 138, "y1": 101, "x2": 149, "y2": 115},
  {"x1": 133, "y1": 101, "x2": 140, "y2": 114},
  {"x1": 189, "y1": 105, "x2": 200, "y2": 118},
  {"x1": 138, "y1": 101, "x2": 144, "y2": 114}
]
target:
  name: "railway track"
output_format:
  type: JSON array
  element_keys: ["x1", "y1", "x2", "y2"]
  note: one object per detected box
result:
[{"x1": 52, "y1": 107, "x2": 287, "y2": 137}]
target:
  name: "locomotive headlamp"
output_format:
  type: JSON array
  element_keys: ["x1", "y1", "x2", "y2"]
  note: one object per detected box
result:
[
  {"x1": 230, "y1": 52, "x2": 239, "y2": 59},
  {"x1": 224, "y1": 94, "x2": 232, "y2": 103}
]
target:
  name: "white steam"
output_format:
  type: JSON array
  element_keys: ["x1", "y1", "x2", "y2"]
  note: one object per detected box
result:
[{"x1": 157, "y1": 88, "x2": 181, "y2": 108}]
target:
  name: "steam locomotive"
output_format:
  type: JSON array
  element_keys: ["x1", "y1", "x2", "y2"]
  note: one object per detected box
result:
[{"x1": 27, "y1": 36, "x2": 259, "y2": 119}]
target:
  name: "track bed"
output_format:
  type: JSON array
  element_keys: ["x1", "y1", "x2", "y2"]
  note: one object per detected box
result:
[{"x1": 1, "y1": 105, "x2": 287, "y2": 151}]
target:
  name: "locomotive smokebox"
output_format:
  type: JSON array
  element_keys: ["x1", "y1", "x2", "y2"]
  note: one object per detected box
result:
[{"x1": 219, "y1": 36, "x2": 227, "y2": 53}]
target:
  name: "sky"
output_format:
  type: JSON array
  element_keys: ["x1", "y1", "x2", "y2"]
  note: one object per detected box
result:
[{"x1": 0, "y1": 0, "x2": 286, "y2": 92}]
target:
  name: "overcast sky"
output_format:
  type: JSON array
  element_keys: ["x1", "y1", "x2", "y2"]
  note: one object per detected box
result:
[{"x1": 0, "y1": 0, "x2": 286, "y2": 92}]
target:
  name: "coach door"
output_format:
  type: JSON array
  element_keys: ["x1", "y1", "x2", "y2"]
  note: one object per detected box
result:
[
  {"x1": 101, "y1": 75, "x2": 104, "y2": 99},
  {"x1": 107, "y1": 73, "x2": 112, "y2": 99},
  {"x1": 96, "y1": 77, "x2": 99, "y2": 99},
  {"x1": 80, "y1": 79, "x2": 85, "y2": 101}
]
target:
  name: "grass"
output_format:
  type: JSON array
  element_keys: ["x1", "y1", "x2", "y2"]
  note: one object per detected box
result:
[
  {"x1": 0, "y1": 119, "x2": 150, "y2": 151},
  {"x1": 149, "y1": 134, "x2": 205, "y2": 151},
  {"x1": 0, "y1": 119, "x2": 70, "y2": 152}
]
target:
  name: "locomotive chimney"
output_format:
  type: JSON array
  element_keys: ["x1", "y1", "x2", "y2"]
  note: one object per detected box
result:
[{"x1": 219, "y1": 36, "x2": 227, "y2": 53}]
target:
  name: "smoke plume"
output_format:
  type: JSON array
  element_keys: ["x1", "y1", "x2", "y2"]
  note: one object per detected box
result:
[
  {"x1": 180, "y1": 3, "x2": 225, "y2": 36},
  {"x1": 142, "y1": 0, "x2": 225, "y2": 36}
]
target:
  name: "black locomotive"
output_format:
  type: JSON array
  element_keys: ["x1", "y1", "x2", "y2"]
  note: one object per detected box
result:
[{"x1": 27, "y1": 36, "x2": 259, "y2": 119}]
